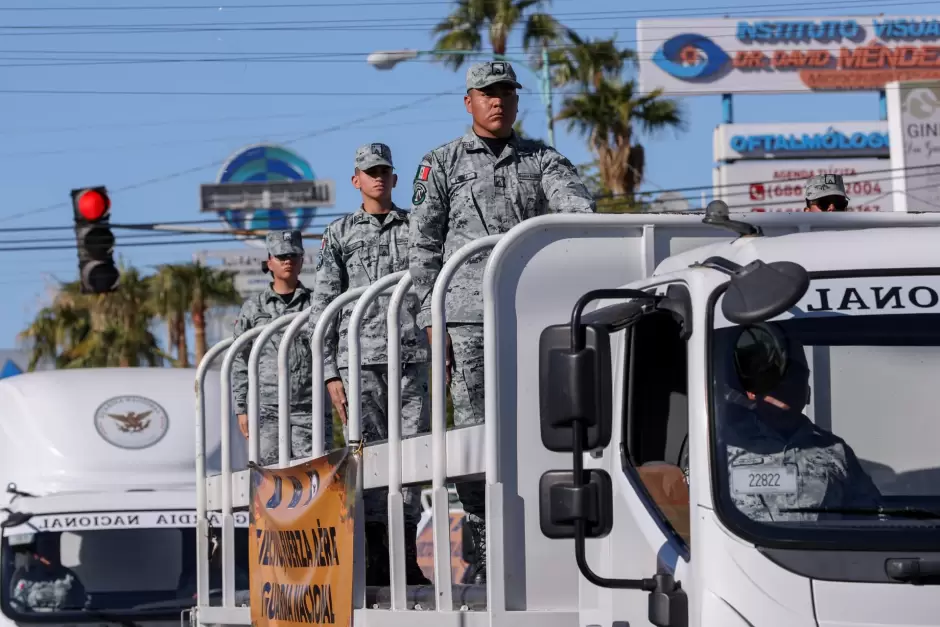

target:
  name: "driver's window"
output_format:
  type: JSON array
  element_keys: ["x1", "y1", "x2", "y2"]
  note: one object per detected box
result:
[{"x1": 622, "y1": 299, "x2": 691, "y2": 549}]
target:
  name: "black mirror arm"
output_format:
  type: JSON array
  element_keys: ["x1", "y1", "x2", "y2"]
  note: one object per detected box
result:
[
  {"x1": 570, "y1": 289, "x2": 660, "y2": 353},
  {"x1": 571, "y1": 424, "x2": 657, "y2": 592}
]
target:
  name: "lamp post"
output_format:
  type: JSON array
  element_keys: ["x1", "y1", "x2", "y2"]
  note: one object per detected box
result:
[{"x1": 367, "y1": 48, "x2": 555, "y2": 147}]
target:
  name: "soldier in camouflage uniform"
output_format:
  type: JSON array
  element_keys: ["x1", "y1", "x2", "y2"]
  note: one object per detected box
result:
[
  {"x1": 720, "y1": 323, "x2": 882, "y2": 522},
  {"x1": 408, "y1": 60, "x2": 596, "y2": 583},
  {"x1": 308, "y1": 142, "x2": 432, "y2": 587},
  {"x1": 10, "y1": 541, "x2": 87, "y2": 612},
  {"x1": 803, "y1": 173, "x2": 850, "y2": 212},
  {"x1": 232, "y1": 230, "x2": 333, "y2": 467}
]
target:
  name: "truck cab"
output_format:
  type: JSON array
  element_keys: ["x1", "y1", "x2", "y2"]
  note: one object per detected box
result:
[
  {"x1": 0, "y1": 368, "x2": 250, "y2": 627},
  {"x1": 195, "y1": 210, "x2": 940, "y2": 627}
]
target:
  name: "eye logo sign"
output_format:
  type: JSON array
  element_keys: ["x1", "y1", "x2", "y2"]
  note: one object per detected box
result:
[{"x1": 652, "y1": 33, "x2": 730, "y2": 81}]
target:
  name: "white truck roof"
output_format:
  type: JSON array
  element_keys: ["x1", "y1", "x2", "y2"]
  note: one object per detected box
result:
[
  {"x1": 0, "y1": 367, "x2": 246, "y2": 497},
  {"x1": 655, "y1": 225, "x2": 940, "y2": 276}
]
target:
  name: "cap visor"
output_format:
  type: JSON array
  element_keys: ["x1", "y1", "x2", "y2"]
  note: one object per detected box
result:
[
  {"x1": 474, "y1": 77, "x2": 523, "y2": 90},
  {"x1": 357, "y1": 158, "x2": 393, "y2": 171}
]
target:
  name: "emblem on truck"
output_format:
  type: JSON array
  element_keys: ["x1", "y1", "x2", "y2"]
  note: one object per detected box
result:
[{"x1": 94, "y1": 395, "x2": 169, "y2": 449}]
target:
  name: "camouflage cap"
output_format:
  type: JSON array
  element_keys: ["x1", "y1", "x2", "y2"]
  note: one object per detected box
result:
[
  {"x1": 466, "y1": 60, "x2": 522, "y2": 91},
  {"x1": 265, "y1": 230, "x2": 304, "y2": 257},
  {"x1": 355, "y1": 142, "x2": 393, "y2": 171},
  {"x1": 804, "y1": 174, "x2": 850, "y2": 201}
]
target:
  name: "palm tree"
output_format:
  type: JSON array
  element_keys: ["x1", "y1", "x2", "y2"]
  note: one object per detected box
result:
[
  {"x1": 548, "y1": 31, "x2": 635, "y2": 90},
  {"x1": 150, "y1": 264, "x2": 193, "y2": 367},
  {"x1": 430, "y1": 0, "x2": 565, "y2": 70},
  {"x1": 19, "y1": 264, "x2": 166, "y2": 369},
  {"x1": 555, "y1": 36, "x2": 684, "y2": 209},
  {"x1": 184, "y1": 262, "x2": 240, "y2": 366}
]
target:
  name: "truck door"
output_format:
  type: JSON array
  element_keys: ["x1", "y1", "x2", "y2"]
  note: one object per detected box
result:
[{"x1": 609, "y1": 281, "x2": 694, "y2": 627}]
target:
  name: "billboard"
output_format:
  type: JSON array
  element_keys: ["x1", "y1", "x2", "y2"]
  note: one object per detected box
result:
[
  {"x1": 714, "y1": 121, "x2": 890, "y2": 161},
  {"x1": 200, "y1": 180, "x2": 335, "y2": 213},
  {"x1": 210, "y1": 143, "x2": 338, "y2": 249},
  {"x1": 714, "y1": 158, "x2": 895, "y2": 213},
  {"x1": 638, "y1": 16, "x2": 940, "y2": 96},
  {"x1": 887, "y1": 80, "x2": 940, "y2": 213}
]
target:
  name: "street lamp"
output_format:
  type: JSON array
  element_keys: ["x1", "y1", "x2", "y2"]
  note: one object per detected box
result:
[{"x1": 368, "y1": 47, "x2": 555, "y2": 147}]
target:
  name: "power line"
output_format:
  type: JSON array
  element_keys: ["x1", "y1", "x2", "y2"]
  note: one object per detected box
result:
[
  {"x1": 0, "y1": 164, "x2": 935, "y2": 239},
  {"x1": 0, "y1": 90, "x2": 452, "y2": 225},
  {"x1": 0, "y1": 235, "x2": 254, "y2": 252},
  {"x1": 0, "y1": 116, "x2": 466, "y2": 159},
  {"x1": 0, "y1": 1, "x2": 933, "y2": 37},
  {"x1": 3, "y1": 183, "x2": 938, "y2": 252},
  {"x1": 0, "y1": 0, "x2": 922, "y2": 16},
  {"x1": 0, "y1": 86, "x2": 909, "y2": 98}
]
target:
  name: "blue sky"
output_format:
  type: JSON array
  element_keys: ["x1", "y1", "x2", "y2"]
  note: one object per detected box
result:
[{"x1": 0, "y1": 0, "x2": 926, "y2": 349}]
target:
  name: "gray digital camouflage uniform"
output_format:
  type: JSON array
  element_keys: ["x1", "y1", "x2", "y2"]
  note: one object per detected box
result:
[
  {"x1": 11, "y1": 559, "x2": 87, "y2": 612},
  {"x1": 308, "y1": 203, "x2": 430, "y2": 525},
  {"x1": 804, "y1": 173, "x2": 849, "y2": 204},
  {"x1": 308, "y1": 142, "x2": 432, "y2": 585},
  {"x1": 232, "y1": 230, "x2": 333, "y2": 466},
  {"x1": 408, "y1": 62, "x2": 595, "y2": 573},
  {"x1": 721, "y1": 405, "x2": 882, "y2": 522}
]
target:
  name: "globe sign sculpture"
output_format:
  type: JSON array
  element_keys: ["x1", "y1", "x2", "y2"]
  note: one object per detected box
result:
[{"x1": 215, "y1": 144, "x2": 318, "y2": 248}]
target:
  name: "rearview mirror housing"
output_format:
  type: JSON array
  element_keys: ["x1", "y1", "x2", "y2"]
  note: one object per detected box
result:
[
  {"x1": 721, "y1": 259, "x2": 810, "y2": 325},
  {"x1": 539, "y1": 322, "x2": 613, "y2": 452},
  {"x1": 539, "y1": 469, "x2": 613, "y2": 539}
]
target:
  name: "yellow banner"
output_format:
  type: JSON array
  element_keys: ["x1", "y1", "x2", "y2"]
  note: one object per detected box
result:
[{"x1": 249, "y1": 448, "x2": 358, "y2": 627}]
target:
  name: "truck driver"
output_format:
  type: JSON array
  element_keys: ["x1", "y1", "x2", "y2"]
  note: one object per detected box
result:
[{"x1": 720, "y1": 322, "x2": 883, "y2": 522}]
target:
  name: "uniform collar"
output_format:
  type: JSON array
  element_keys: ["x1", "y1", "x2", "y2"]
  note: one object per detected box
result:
[
  {"x1": 461, "y1": 129, "x2": 518, "y2": 161},
  {"x1": 353, "y1": 204, "x2": 406, "y2": 225},
  {"x1": 262, "y1": 281, "x2": 310, "y2": 304}
]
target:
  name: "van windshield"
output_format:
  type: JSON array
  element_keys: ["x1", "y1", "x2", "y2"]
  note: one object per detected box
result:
[
  {"x1": 1, "y1": 527, "x2": 250, "y2": 620},
  {"x1": 710, "y1": 274, "x2": 940, "y2": 551}
]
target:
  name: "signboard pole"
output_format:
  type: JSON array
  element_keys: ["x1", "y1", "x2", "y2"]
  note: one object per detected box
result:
[{"x1": 722, "y1": 94, "x2": 734, "y2": 124}]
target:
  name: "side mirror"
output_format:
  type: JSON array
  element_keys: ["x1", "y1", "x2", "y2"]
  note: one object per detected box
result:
[
  {"x1": 538, "y1": 322, "x2": 613, "y2": 452},
  {"x1": 537, "y1": 288, "x2": 670, "y2": 592},
  {"x1": 539, "y1": 469, "x2": 613, "y2": 539},
  {"x1": 722, "y1": 260, "x2": 810, "y2": 325},
  {"x1": 699, "y1": 256, "x2": 810, "y2": 325},
  {"x1": 0, "y1": 510, "x2": 33, "y2": 529}
]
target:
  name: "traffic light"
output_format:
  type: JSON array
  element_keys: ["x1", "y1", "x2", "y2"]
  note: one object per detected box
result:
[{"x1": 70, "y1": 186, "x2": 119, "y2": 294}]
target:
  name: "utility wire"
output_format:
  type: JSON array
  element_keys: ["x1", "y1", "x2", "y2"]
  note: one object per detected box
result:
[
  {"x1": 3, "y1": 183, "x2": 938, "y2": 253},
  {"x1": 0, "y1": 164, "x2": 935, "y2": 240},
  {"x1": 0, "y1": 0, "x2": 926, "y2": 18},
  {"x1": 0, "y1": 90, "x2": 451, "y2": 225}
]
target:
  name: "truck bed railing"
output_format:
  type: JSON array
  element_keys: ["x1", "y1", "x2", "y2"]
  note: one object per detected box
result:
[
  {"x1": 194, "y1": 234, "x2": 506, "y2": 625},
  {"x1": 196, "y1": 212, "x2": 940, "y2": 626}
]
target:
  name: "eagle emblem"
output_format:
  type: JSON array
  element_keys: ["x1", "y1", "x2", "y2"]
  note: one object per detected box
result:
[{"x1": 108, "y1": 410, "x2": 153, "y2": 433}]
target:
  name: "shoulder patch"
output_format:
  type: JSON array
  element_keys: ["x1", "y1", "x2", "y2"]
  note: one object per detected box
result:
[
  {"x1": 415, "y1": 164, "x2": 431, "y2": 182},
  {"x1": 412, "y1": 182, "x2": 428, "y2": 206}
]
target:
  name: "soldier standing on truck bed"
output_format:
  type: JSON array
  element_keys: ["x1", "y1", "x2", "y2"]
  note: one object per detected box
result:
[
  {"x1": 232, "y1": 230, "x2": 333, "y2": 466},
  {"x1": 308, "y1": 142, "x2": 432, "y2": 587},
  {"x1": 803, "y1": 173, "x2": 849, "y2": 212},
  {"x1": 407, "y1": 60, "x2": 596, "y2": 584}
]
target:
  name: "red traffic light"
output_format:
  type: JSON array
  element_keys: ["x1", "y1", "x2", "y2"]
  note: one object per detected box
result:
[{"x1": 77, "y1": 189, "x2": 110, "y2": 222}]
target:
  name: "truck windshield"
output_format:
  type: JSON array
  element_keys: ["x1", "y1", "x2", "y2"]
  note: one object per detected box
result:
[
  {"x1": 1, "y1": 527, "x2": 251, "y2": 621},
  {"x1": 710, "y1": 274, "x2": 940, "y2": 551}
]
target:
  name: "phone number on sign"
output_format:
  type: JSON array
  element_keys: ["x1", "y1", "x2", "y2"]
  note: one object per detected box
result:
[{"x1": 747, "y1": 180, "x2": 884, "y2": 202}]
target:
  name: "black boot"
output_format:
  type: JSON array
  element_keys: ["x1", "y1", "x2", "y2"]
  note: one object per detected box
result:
[
  {"x1": 461, "y1": 517, "x2": 486, "y2": 585},
  {"x1": 404, "y1": 523, "x2": 432, "y2": 586},
  {"x1": 364, "y1": 522, "x2": 390, "y2": 587}
]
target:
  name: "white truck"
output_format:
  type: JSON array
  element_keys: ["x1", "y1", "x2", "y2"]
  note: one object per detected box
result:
[
  {"x1": 0, "y1": 367, "x2": 249, "y2": 627},
  {"x1": 194, "y1": 208, "x2": 940, "y2": 627}
]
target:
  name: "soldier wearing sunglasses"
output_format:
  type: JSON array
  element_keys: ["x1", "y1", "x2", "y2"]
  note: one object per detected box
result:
[{"x1": 804, "y1": 174, "x2": 850, "y2": 212}]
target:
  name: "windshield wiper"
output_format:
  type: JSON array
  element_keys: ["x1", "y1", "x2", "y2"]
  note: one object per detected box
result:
[
  {"x1": 81, "y1": 608, "x2": 143, "y2": 627},
  {"x1": 779, "y1": 506, "x2": 940, "y2": 520}
]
